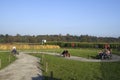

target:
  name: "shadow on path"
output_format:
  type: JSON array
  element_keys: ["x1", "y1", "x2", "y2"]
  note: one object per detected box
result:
[{"x1": 32, "y1": 74, "x2": 61, "y2": 80}]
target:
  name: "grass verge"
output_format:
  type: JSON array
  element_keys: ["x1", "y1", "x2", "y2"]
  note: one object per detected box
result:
[
  {"x1": 0, "y1": 52, "x2": 17, "y2": 70},
  {"x1": 30, "y1": 53, "x2": 120, "y2": 80}
]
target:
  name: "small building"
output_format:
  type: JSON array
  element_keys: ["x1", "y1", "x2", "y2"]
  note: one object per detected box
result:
[{"x1": 42, "y1": 39, "x2": 46, "y2": 44}]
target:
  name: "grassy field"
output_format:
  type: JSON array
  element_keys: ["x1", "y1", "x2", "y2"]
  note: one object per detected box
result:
[
  {"x1": 0, "y1": 47, "x2": 120, "y2": 80},
  {"x1": 33, "y1": 48, "x2": 120, "y2": 58},
  {"x1": 112, "y1": 49, "x2": 120, "y2": 56},
  {"x1": 32, "y1": 48, "x2": 101, "y2": 59},
  {"x1": 0, "y1": 52, "x2": 17, "y2": 70},
  {"x1": 30, "y1": 53, "x2": 120, "y2": 80}
]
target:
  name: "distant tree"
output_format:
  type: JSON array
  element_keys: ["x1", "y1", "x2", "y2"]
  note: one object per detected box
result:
[{"x1": 0, "y1": 34, "x2": 119, "y2": 43}]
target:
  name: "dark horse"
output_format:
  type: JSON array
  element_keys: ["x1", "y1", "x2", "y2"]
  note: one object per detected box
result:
[{"x1": 61, "y1": 50, "x2": 70, "y2": 57}]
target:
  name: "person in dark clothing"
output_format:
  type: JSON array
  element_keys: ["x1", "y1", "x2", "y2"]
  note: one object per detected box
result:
[
  {"x1": 11, "y1": 46, "x2": 19, "y2": 55},
  {"x1": 61, "y1": 50, "x2": 70, "y2": 57}
]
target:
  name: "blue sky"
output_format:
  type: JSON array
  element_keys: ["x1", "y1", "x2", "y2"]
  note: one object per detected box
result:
[{"x1": 0, "y1": 0, "x2": 120, "y2": 37}]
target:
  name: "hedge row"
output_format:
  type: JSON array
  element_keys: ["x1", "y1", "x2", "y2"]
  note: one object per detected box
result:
[{"x1": 46, "y1": 42, "x2": 120, "y2": 49}]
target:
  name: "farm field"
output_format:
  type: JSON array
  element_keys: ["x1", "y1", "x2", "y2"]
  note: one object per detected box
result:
[
  {"x1": 30, "y1": 53, "x2": 120, "y2": 80},
  {"x1": 0, "y1": 44, "x2": 60, "y2": 50},
  {"x1": 0, "y1": 52, "x2": 17, "y2": 70}
]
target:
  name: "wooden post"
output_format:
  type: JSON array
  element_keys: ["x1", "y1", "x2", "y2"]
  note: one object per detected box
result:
[
  {"x1": 41, "y1": 54, "x2": 44, "y2": 62},
  {"x1": 41, "y1": 54, "x2": 43, "y2": 62},
  {"x1": 50, "y1": 71, "x2": 53, "y2": 80},
  {"x1": 9, "y1": 55, "x2": 11, "y2": 63},
  {"x1": 88, "y1": 55, "x2": 89, "y2": 59},
  {"x1": 45, "y1": 62, "x2": 48, "y2": 72},
  {"x1": 0, "y1": 59, "x2": 1, "y2": 68}
]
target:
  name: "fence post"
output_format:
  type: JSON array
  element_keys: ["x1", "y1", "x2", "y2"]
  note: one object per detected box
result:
[
  {"x1": 41, "y1": 53, "x2": 43, "y2": 62},
  {"x1": 9, "y1": 55, "x2": 11, "y2": 63},
  {"x1": 45, "y1": 62, "x2": 48, "y2": 72},
  {"x1": 88, "y1": 55, "x2": 90, "y2": 59},
  {"x1": 0, "y1": 59, "x2": 1, "y2": 68},
  {"x1": 42, "y1": 53, "x2": 45, "y2": 62},
  {"x1": 50, "y1": 71, "x2": 53, "y2": 80}
]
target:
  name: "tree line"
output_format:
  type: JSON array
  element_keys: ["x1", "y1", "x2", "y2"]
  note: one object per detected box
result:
[{"x1": 0, "y1": 34, "x2": 120, "y2": 43}]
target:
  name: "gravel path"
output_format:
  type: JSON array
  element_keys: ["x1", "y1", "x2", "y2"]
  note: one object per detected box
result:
[
  {"x1": 32, "y1": 52, "x2": 120, "y2": 62},
  {"x1": 65, "y1": 54, "x2": 120, "y2": 62},
  {"x1": 0, "y1": 52, "x2": 42, "y2": 80}
]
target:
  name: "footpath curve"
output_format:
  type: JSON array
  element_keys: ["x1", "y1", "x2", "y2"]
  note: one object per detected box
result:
[
  {"x1": 26, "y1": 52, "x2": 120, "y2": 62},
  {"x1": 0, "y1": 52, "x2": 42, "y2": 80},
  {"x1": 65, "y1": 54, "x2": 120, "y2": 62}
]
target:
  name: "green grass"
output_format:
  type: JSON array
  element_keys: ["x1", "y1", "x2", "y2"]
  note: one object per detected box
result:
[
  {"x1": 0, "y1": 52, "x2": 17, "y2": 70},
  {"x1": 65, "y1": 48, "x2": 99, "y2": 58},
  {"x1": 112, "y1": 49, "x2": 120, "y2": 56},
  {"x1": 30, "y1": 53, "x2": 120, "y2": 80},
  {"x1": 29, "y1": 48, "x2": 100, "y2": 58},
  {"x1": 30, "y1": 48, "x2": 120, "y2": 59}
]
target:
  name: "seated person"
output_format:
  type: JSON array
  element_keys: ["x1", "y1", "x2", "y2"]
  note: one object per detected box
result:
[
  {"x1": 61, "y1": 50, "x2": 70, "y2": 57},
  {"x1": 97, "y1": 50, "x2": 103, "y2": 59},
  {"x1": 61, "y1": 50, "x2": 67, "y2": 55},
  {"x1": 105, "y1": 49, "x2": 112, "y2": 59},
  {"x1": 11, "y1": 46, "x2": 19, "y2": 55}
]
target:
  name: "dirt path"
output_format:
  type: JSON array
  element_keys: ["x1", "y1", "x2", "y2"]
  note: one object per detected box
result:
[
  {"x1": 29, "y1": 52, "x2": 120, "y2": 62},
  {"x1": 65, "y1": 54, "x2": 120, "y2": 62},
  {"x1": 0, "y1": 52, "x2": 42, "y2": 80}
]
